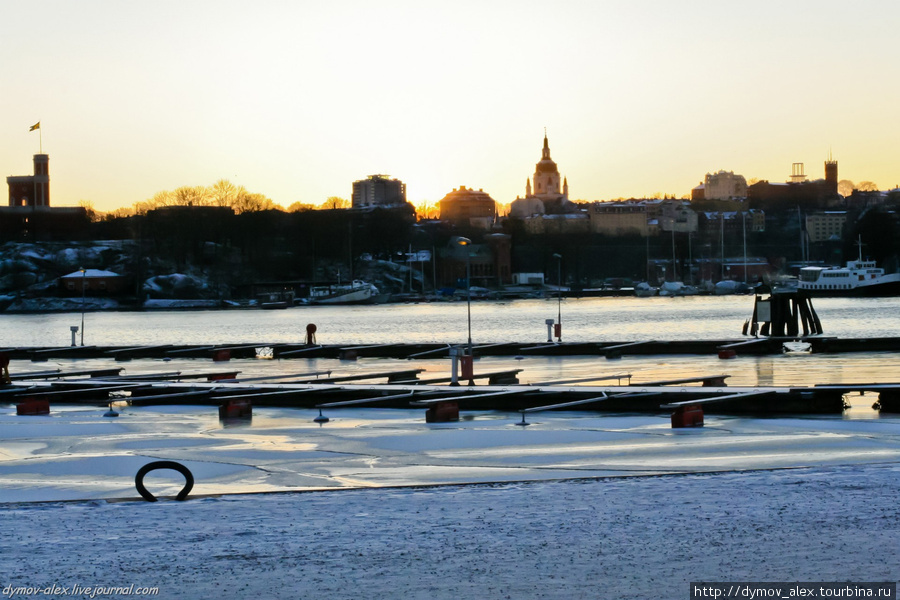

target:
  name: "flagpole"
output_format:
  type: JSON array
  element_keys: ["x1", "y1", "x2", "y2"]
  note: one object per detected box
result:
[{"x1": 39, "y1": 127, "x2": 42, "y2": 154}]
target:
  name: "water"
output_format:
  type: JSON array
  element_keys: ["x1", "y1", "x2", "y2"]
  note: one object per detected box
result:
[{"x1": 2, "y1": 295, "x2": 898, "y2": 347}]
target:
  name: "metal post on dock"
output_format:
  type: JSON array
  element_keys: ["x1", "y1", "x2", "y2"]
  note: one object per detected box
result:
[
  {"x1": 449, "y1": 346, "x2": 459, "y2": 386},
  {"x1": 545, "y1": 319, "x2": 555, "y2": 343},
  {"x1": 455, "y1": 236, "x2": 473, "y2": 358},
  {"x1": 80, "y1": 268, "x2": 86, "y2": 346},
  {"x1": 553, "y1": 253, "x2": 562, "y2": 342}
]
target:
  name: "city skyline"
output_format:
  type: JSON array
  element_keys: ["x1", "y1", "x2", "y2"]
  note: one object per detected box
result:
[{"x1": 2, "y1": 0, "x2": 898, "y2": 212}]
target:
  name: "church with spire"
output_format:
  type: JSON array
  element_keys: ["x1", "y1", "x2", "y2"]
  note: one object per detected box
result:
[{"x1": 509, "y1": 131, "x2": 575, "y2": 218}]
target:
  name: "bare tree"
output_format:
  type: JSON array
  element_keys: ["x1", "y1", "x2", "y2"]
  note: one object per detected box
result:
[
  {"x1": 173, "y1": 186, "x2": 210, "y2": 207},
  {"x1": 321, "y1": 196, "x2": 350, "y2": 210},
  {"x1": 210, "y1": 179, "x2": 238, "y2": 207},
  {"x1": 78, "y1": 200, "x2": 101, "y2": 222},
  {"x1": 233, "y1": 190, "x2": 277, "y2": 213},
  {"x1": 857, "y1": 181, "x2": 879, "y2": 192},
  {"x1": 287, "y1": 201, "x2": 317, "y2": 212},
  {"x1": 415, "y1": 201, "x2": 439, "y2": 220},
  {"x1": 838, "y1": 180, "x2": 855, "y2": 196}
]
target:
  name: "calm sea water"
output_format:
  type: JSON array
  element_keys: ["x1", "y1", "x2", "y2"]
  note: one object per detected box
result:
[{"x1": 0, "y1": 295, "x2": 896, "y2": 347}]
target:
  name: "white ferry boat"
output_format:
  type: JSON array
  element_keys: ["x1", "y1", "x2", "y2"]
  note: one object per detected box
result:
[{"x1": 798, "y1": 254, "x2": 900, "y2": 297}]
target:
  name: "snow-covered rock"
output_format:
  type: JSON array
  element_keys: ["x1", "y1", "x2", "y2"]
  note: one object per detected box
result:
[{"x1": 143, "y1": 273, "x2": 211, "y2": 299}]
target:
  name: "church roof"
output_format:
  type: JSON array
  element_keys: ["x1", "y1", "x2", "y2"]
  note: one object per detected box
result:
[
  {"x1": 535, "y1": 133, "x2": 559, "y2": 173},
  {"x1": 535, "y1": 158, "x2": 558, "y2": 173}
]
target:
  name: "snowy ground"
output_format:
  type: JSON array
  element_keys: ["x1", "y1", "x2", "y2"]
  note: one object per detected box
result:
[
  {"x1": 1, "y1": 467, "x2": 898, "y2": 599},
  {"x1": 1, "y1": 395, "x2": 899, "y2": 599}
]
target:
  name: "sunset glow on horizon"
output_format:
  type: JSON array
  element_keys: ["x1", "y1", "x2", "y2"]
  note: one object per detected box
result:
[{"x1": 2, "y1": 0, "x2": 898, "y2": 212}]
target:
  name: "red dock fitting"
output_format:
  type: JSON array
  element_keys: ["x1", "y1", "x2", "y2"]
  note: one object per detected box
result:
[
  {"x1": 218, "y1": 399, "x2": 252, "y2": 419},
  {"x1": 17, "y1": 398, "x2": 50, "y2": 416},
  {"x1": 671, "y1": 404, "x2": 704, "y2": 428},
  {"x1": 425, "y1": 401, "x2": 459, "y2": 423}
]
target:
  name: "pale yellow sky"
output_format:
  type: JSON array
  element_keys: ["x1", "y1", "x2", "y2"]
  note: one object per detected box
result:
[{"x1": 1, "y1": 0, "x2": 898, "y2": 212}]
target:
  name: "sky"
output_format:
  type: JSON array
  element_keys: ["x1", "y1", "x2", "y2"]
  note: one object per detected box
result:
[{"x1": 1, "y1": 0, "x2": 898, "y2": 212}]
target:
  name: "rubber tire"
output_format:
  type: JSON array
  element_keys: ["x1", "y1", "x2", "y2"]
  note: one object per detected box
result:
[{"x1": 135, "y1": 460, "x2": 194, "y2": 502}]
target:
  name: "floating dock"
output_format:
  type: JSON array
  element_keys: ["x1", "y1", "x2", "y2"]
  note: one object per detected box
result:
[
  {"x1": 5, "y1": 336, "x2": 900, "y2": 361},
  {"x1": 0, "y1": 366, "x2": 873, "y2": 415}
]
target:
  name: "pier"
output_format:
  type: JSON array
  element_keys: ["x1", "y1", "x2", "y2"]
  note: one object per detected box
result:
[
  {"x1": 0, "y1": 364, "x2": 871, "y2": 416},
  {"x1": 5, "y1": 336, "x2": 900, "y2": 362},
  {"x1": 4, "y1": 333, "x2": 900, "y2": 419}
]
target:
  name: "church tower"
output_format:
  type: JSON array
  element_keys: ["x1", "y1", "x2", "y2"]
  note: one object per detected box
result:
[
  {"x1": 510, "y1": 131, "x2": 574, "y2": 218},
  {"x1": 532, "y1": 133, "x2": 561, "y2": 199},
  {"x1": 824, "y1": 152, "x2": 838, "y2": 196}
]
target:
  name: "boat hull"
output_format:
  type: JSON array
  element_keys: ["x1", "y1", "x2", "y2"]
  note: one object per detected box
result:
[
  {"x1": 799, "y1": 280, "x2": 900, "y2": 297},
  {"x1": 309, "y1": 287, "x2": 376, "y2": 305}
]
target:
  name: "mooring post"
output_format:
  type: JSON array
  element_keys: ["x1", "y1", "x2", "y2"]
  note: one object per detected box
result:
[{"x1": 449, "y1": 346, "x2": 459, "y2": 386}]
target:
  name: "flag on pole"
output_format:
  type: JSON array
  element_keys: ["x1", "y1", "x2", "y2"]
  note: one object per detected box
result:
[{"x1": 29, "y1": 122, "x2": 40, "y2": 131}]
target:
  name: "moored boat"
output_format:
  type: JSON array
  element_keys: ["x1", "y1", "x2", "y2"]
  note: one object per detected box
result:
[
  {"x1": 798, "y1": 259, "x2": 900, "y2": 297},
  {"x1": 258, "y1": 290, "x2": 294, "y2": 309},
  {"x1": 634, "y1": 282, "x2": 658, "y2": 297},
  {"x1": 714, "y1": 280, "x2": 753, "y2": 295},
  {"x1": 308, "y1": 280, "x2": 381, "y2": 305}
]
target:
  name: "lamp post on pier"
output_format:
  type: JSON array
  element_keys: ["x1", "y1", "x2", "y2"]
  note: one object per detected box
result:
[
  {"x1": 455, "y1": 237, "x2": 473, "y2": 356},
  {"x1": 80, "y1": 268, "x2": 86, "y2": 346},
  {"x1": 553, "y1": 253, "x2": 562, "y2": 342}
]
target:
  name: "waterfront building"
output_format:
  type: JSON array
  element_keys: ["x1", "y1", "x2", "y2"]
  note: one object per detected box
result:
[
  {"x1": 699, "y1": 170, "x2": 748, "y2": 201},
  {"x1": 748, "y1": 158, "x2": 841, "y2": 210},
  {"x1": 658, "y1": 201, "x2": 699, "y2": 234},
  {"x1": 805, "y1": 211, "x2": 846, "y2": 243},
  {"x1": 351, "y1": 175, "x2": 407, "y2": 209},
  {"x1": 438, "y1": 186, "x2": 497, "y2": 230},
  {"x1": 522, "y1": 213, "x2": 590, "y2": 235},
  {"x1": 589, "y1": 199, "x2": 696, "y2": 237},
  {"x1": 698, "y1": 209, "x2": 766, "y2": 239},
  {"x1": 59, "y1": 269, "x2": 127, "y2": 295},
  {"x1": 691, "y1": 183, "x2": 705, "y2": 202},
  {"x1": 845, "y1": 189, "x2": 885, "y2": 210},
  {"x1": 438, "y1": 233, "x2": 511, "y2": 287},
  {"x1": 589, "y1": 201, "x2": 652, "y2": 236}
]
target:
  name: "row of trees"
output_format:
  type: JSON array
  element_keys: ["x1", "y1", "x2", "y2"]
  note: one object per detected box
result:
[
  {"x1": 86, "y1": 180, "x2": 351, "y2": 221},
  {"x1": 90, "y1": 181, "x2": 515, "y2": 223}
]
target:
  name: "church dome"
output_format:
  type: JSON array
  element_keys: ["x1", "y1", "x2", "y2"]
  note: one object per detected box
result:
[{"x1": 535, "y1": 158, "x2": 558, "y2": 174}]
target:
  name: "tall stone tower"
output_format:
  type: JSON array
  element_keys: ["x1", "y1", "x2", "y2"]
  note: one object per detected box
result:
[
  {"x1": 824, "y1": 154, "x2": 838, "y2": 196},
  {"x1": 7, "y1": 154, "x2": 50, "y2": 207}
]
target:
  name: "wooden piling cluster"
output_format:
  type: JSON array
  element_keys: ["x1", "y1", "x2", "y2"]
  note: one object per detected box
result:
[{"x1": 743, "y1": 289, "x2": 823, "y2": 337}]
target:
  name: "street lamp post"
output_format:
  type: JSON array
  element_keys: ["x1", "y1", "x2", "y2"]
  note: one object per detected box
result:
[
  {"x1": 456, "y1": 237, "x2": 473, "y2": 357},
  {"x1": 553, "y1": 253, "x2": 562, "y2": 342},
  {"x1": 80, "y1": 268, "x2": 86, "y2": 346}
]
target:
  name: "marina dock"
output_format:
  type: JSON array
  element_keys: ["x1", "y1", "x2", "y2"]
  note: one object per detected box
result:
[
  {"x1": 2, "y1": 363, "x2": 890, "y2": 416},
  {"x1": 6, "y1": 336, "x2": 900, "y2": 361},
  {"x1": 5, "y1": 331, "x2": 900, "y2": 419}
]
